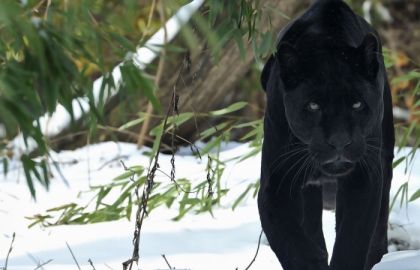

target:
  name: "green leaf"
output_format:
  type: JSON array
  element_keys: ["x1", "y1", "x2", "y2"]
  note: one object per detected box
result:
[
  {"x1": 179, "y1": 24, "x2": 200, "y2": 55},
  {"x1": 240, "y1": 127, "x2": 259, "y2": 141},
  {"x1": 258, "y1": 31, "x2": 274, "y2": 57},
  {"x1": 266, "y1": 5, "x2": 290, "y2": 20},
  {"x1": 252, "y1": 181, "x2": 260, "y2": 198},
  {"x1": 181, "y1": 198, "x2": 201, "y2": 205},
  {"x1": 138, "y1": 71, "x2": 161, "y2": 112},
  {"x1": 107, "y1": 32, "x2": 136, "y2": 52},
  {"x1": 120, "y1": 61, "x2": 161, "y2": 112},
  {"x1": 200, "y1": 136, "x2": 223, "y2": 155},
  {"x1": 409, "y1": 189, "x2": 420, "y2": 202},
  {"x1": 199, "y1": 122, "x2": 230, "y2": 140},
  {"x1": 2, "y1": 158, "x2": 8, "y2": 177},
  {"x1": 126, "y1": 196, "x2": 133, "y2": 220},
  {"x1": 390, "y1": 182, "x2": 409, "y2": 210},
  {"x1": 150, "y1": 124, "x2": 164, "y2": 159},
  {"x1": 391, "y1": 71, "x2": 420, "y2": 85},
  {"x1": 238, "y1": 145, "x2": 262, "y2": 162},
  {"x1": 392, "y1": 156, "x2": 405, "y2": 169},
  {"x1": 21, "y1": 155, "x2": 36, "y2": 198},
  {"x1": 210, "y1": 102, "x2": 248, "y2": 116},
  {"x1": 113, "y1": 166, "x2": 143, "y2": 181},
  {"x1": 118, "y1": 117, "x2": 145, "y2": 130},
  {"x1": 96, "y1": 187, "x2": 112, "y2": 209},
  {"x1": 398, "y1": 120, "x2": 417, "y2": 151},
  {"x1": 232, "y1": 184, "x2": 252, "y2": 210},
  {"x1": 46, "y1": 203, "x2": 77, "y2": 212},
  {"x1": 233, "y1": 120, "x2": 262, "y2": 129},
  {"x1": 163, "y1": 112, "x2": 194, "y2": 132}
]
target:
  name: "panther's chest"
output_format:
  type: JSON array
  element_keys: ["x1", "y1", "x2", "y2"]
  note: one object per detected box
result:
[{"x1": 305, "y1": 172, "x2": 337, "y2": 210}]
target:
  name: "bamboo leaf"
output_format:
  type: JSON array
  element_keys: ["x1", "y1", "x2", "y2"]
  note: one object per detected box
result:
[
  {"x1": 392, "y1": 156, "x2": 405, "y2": 169},
  {"x1": 232, "y1": 184, "x2": 252, "y2": 210},
  {"x1": 409, "y1": 189, "x2": 420, "y2": 202},
  {"x1": 210, "y1": 102, "x2": 248, "y2": 116}
]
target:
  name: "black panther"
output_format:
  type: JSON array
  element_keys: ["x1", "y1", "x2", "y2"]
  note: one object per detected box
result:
[{"x1": 258, "y1": 0, "x2": 395, "y2": 269}]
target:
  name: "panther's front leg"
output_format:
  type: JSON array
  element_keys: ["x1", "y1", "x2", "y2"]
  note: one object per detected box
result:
[
  {"x1": 366, "y1": 157, "x2": 393, "y2": 269},
  {"x1": 330, "y1": 164, "x2": 383, "y2": 270},
  {"x1": 258, "y1": 173, "x2": 329, "y2": 270}
]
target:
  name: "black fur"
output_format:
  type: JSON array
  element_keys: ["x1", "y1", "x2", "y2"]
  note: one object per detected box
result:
[{"x1": 258, "y1": 0, "x2": 395, "y2": 269}]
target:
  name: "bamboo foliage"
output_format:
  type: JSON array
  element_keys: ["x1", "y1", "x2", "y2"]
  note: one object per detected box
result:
[
  {"x1": 0, "y1": 0, "x2": 418, "y2": 209},
  {"x1": 0, "y1": 0, "x2": 164, "y2": 197}
]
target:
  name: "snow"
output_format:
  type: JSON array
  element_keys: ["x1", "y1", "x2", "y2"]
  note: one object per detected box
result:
[
  {"x1": 1, "y1": 142, "x2": 419, "y2": 270},
  {"x1": 373, "y1": 250, "x2": 420, "y2": 270}
]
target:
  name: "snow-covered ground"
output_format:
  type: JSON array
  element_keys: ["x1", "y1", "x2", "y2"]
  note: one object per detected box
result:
[{"x1": 0, "y1": 142, "x2": 419, "y2": 270}]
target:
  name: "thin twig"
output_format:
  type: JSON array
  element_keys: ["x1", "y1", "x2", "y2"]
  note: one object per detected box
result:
[
  {"x1": 146, "y1": 0, "x2": 158, "y2": 31},
  {"x1": 124, "y1": 78, "x2": 176, "y2": 270},
  {"x1": 43, "y1": 0, "x2": 51, "y2": 19},
  {"x1": 97, "y1": 155, "x2": 129, "y2": 170},
  {"x1": 169, "y1": 132, "x2": 201, "y2": 159},
  {"x1": 27, "y1": 253, "x2": 52, "y2": 270},
  {"x1": 137, "y1": 0, "x2": 168, "y2": 148},
  {"x1": 96, "y1": 125, "x2": 171, "y2": 150},
  {"x1": 155, "y1": 168, "x2": 195, "y2": 194},
  {"x1": 33, "y1": 259, "x2": 53, "y2": 270},
  {"x1": 161, "y1": 254, "x2": 173, "y2": 269},
  {"x1": 169, "y1": 82, "x2": 179, "y2": 192},
  {"x1": 32, "y1": 0, "x2": 47, "y2": 12},
  {"x1": 65, "y1": 242, "x2": 81, "y2": 270},
  {"x1": 123, "y1": 2, "x2": 207, "y2": 269},
  {"x1": 244, "y1": 230, "x2": 264, "y2": 270},
  {"x1": 123, "y1": 54, "x2": 192, "y2": 270},
  {"x1": 206, "y1": 156, "x2": 214, "y2": 198},
  {"x1": 104, "y1": 263, "x2": 115, "y2": 270},
  {"x1": 88, "y1": 258, "x2": 97, "y2": 270},
  {"x1": 3, "y1": 232, "x2": 15, "y2": 270}
]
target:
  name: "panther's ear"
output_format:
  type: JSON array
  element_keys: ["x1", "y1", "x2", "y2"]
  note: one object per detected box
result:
[
  {"x1": 276, "y1": 42, "x2": 300, "y2": 88},
  {"x1": 261, "y1": 56, "x2": 274, "y2": 92},
  {"x1": 357, "y1": 33, "x2": 379, "y2": 79}
]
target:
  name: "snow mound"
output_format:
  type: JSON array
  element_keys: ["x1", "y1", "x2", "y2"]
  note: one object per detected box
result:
[
  {"x1": 0, "y1": 142, "x2": 419, "y2": 269},
  {"x1": 373, "y1": 250, "x2": 420, "y2": 270}
]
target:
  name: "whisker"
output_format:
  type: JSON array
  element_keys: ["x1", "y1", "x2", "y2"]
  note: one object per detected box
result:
[
  {"x1": 289, "y1": 154, "x2": 312, "y2": 197},
  {"x1": 302, "y1": 154, "x2": 315, "y2": 185},
  {"x1": 276, "y1": 152, "x2": 309, "y2": 194},
  {"x1": 363, "y1": 153, "x2": 382, "y2": 180},
  {"x1": 268, "y1": 145, "x2": 307, "y2": 170},
  {"x1": 269, "y1": 147, "x2": 308, "y2": 178},
  {"x1": 306, "y1": 153, "x2": 318, "y2": 185},
  {"x1": 359, "y1": 158, "x2": 370, "y2": 183},
  {"x1": 366, "y1": 144, "x2": 382, "y2": 151},
  {"x1": 366, "y1": 138, "x2": 381, "y2": 144},
  {"x1": 267, "y1": 142, "x2": 306, "y2": 161}
]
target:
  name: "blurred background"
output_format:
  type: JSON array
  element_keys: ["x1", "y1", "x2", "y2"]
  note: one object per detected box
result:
[{"x1": 0, "y1": 0, "x2": 418, "y2": 197}]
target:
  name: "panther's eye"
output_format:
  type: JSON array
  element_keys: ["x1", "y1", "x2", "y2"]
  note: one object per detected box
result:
[
  {"x1": 352, "y1": 101, "x2": 364, "y2": 110},
  {"x1": 307, "y1": 102, "x2": 320, "y2": 112}
]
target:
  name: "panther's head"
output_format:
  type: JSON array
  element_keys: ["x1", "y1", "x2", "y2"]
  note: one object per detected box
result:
[{"x1": 263, "y1": 33, "x2": 384, "y2": 177}]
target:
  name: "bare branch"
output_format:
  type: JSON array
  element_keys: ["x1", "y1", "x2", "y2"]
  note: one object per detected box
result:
[
  {"x1": 2, "y1": 232, "x2": 15, "y2": 270},
  {"x1": 65, "y1": 242, "x2": 81, "y2": 270},
  {"x1": 244, "y1": 230, "x2": 264, "y2": 270},
  {"x1": 33, "y1": 259, "x2": 53, "y2": 270},
  {"x1": 161, "y1": 254, "x2": 174, "y2": 269},
  {"x1": 88, "y1": 258, "x2": 97, "y2": 270}
]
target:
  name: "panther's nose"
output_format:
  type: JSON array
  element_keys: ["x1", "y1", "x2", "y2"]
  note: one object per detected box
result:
[{"x1": 326, "y1": 134, "x2": 352, "y2": 151}]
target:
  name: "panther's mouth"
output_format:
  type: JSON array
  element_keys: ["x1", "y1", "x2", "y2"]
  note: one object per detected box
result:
[{"x1": 320, "y1": 160, "x2": 354, "y2": 177}]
